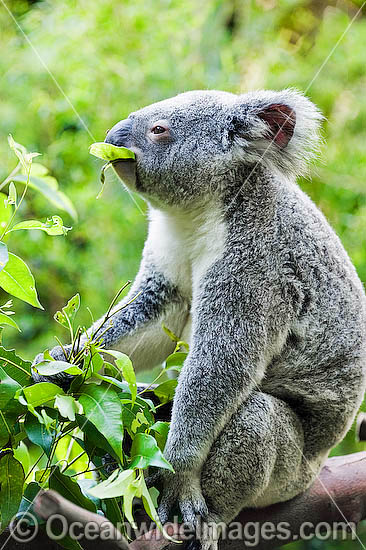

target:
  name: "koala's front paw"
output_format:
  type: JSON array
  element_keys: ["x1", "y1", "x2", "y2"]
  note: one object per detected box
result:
[
  {"x1": 155, "y1": 470, "x2": 208, "y2": 528},
  {"x1": 32, "y1": 344, "x2": 74, "y2": 391}
]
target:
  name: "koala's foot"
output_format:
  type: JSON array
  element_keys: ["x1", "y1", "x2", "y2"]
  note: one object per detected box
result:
[
  {"x1": 150, "y1": 470, "x2": 221, "y2": 549},
  {"x1": 32, "y1": 344, "x2": 75, "y2": 391},
  {"x1": 156, "y1": 470, "x2": 208, "y2": 527}
]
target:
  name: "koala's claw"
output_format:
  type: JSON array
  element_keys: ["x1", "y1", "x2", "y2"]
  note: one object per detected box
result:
[
  {"x1": 179, "y1": 493, "x2": 209, "y2": 527},
  {"x1": 155, "y1": 469, "x2": 209, "y2": 530}
]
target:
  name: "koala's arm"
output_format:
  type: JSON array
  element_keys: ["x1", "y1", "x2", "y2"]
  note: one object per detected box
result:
[
  {"x1": 87, "y1": 255, "x2": 187, "y2": 363},
  {"x1": 164, "y1": 263, "x2": 290, "y2": 474},
  {"x1": 32, "y1": 237, "x2": 189, "y2": 386}
]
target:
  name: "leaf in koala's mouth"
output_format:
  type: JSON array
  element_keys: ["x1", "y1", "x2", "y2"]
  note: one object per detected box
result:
[
  {"x1": 89, "y1": 142, "x2": 136, "y2": 199},
  {"x1": 89, "y1": 142, "x2": 135, "y2": 162}
]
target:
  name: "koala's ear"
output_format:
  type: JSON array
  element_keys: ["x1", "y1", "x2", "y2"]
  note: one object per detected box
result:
[
  {"x1": 256, "y1": 103, "x2": 296, "y2": 148},
  {"x1": 228, "y1": 89, "x2": 323, "y2": 177}
]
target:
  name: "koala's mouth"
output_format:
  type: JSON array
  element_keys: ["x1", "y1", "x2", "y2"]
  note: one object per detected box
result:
[{"x1": 111, "y1": 158, "x2": 138, "y2": 190}]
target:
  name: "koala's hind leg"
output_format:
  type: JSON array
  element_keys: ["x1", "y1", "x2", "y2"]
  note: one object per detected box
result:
[{"x1": 200, "y1": 391, "x2": 324, "y2": 526}]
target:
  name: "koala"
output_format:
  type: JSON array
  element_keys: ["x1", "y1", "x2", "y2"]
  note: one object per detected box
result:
[{"x1": 33, "y1": 89, "x2": 366, "y2": 549}]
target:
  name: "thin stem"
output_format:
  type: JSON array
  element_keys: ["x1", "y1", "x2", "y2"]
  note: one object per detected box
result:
[
  {"x1": 61, "y1": 451, "x2": 86, "y2": 473},
  {"x1": 70, "y1": 462, "x2": 117, "y2": 478},
  {"x1": 58, "y1": 425, "x2": 78, "y2": 439},
  {"x1": 54, "y1": 336, "x2": 68, "y2": 360},
  {"x1": 71, "y1": 327, "x2": 90, "y2": 364},
  {"x1": 90, "y1": 281, "x2": 131, "y2": 341},
  {"x1": 91, "y1": 321, "x2": 114, "y2": 346},
  {"x1": 24, "y1": 450, "x2": 46, "y2": 482},
  {"x1": 105, "y1": 281, "x2": 131, "y2": 320},
  {"x1": 64, "y1": 313, "x2": 75, "y2": 354},
  {"x1": 39, "y1": 423, "x2": 62, "y2": 483},
  {"x1": 69, "y1": 326, "x2": 82, "y2": 360},
  {"x1": 63, "y1": 428, "x2": 76, "y2": 464},
  {"x1": 137, "y1": 368, "x2": 167, "y2": 396}
]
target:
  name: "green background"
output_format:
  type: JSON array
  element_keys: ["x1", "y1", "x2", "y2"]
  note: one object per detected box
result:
[{"x1": 0, "y1": 1, "x2": 365, "y2": 547}]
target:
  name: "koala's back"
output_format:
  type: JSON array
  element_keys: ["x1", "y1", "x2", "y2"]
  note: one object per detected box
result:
[{"x1": 261, "y1": 180, "x2": 366, "y2": 454}]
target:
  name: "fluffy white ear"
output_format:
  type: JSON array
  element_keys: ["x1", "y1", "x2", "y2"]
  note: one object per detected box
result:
[{"x1": 228, "y1": 89, "x2": 323, "y2": 177}]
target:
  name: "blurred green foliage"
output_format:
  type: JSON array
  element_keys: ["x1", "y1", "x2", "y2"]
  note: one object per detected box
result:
[{"x1": 0, "y1": 1, "x2": 365, "y2": 546}]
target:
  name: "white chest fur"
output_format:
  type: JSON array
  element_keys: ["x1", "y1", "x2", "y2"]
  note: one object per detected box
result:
[
  {"x1": 146, "y1": 203, "x2": 227, "y2": 345},
  {"x1": 148, "y1": 202, "x2": 227, "y2": 301}
]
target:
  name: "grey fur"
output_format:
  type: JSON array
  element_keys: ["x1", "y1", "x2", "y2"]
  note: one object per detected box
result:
[{"x1": 33, "y1": 89, "x2": 366, "y2": 549}]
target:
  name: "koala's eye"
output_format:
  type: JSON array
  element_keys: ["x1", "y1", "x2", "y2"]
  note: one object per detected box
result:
[{"x1": 151, "y1": 125, "x2": 167, "y2": 135}]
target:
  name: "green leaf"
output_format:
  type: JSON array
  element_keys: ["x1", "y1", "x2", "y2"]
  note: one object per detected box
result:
[
  {"x1": 0, "y1": 366, "x2": 22, "y2": 412},
  {"x1": 0, "y1": 411, "x2": 17, "y2": 448},
  {"x1": 94, "y1": 373, "x2": 128, "y2": 392},
  {"x1": 102, "y1": 497, "x2": 124, "y2": 528},
  {"x1": 138, "y1": 475, "x2": 176, "y2": 542},
  {"x1": 104, "y1": 350, "x2": 137, "y2": 405},
  {"x1": 0, "y1": 253, "x2": 43, "y2": 309},
  {"x1": 34, "y1": 361, "x2": 83, "y2": 377},
  {"x1": 78, "y1": 383, "x2": 124, "y2": 462},
  {"x1": 22, "y1": 382, "x2": 64, "y2": 408},
  {"x1": 0, "y1": 347, "x2": 32, "y2": 387},
  {"x1": 8, "y1": 135, "x2": 29, "y2": 172},
  {"x1": 120, "y1": 393, "x2": 155, "y2": 437},
  {"x1": 53, "y1": 311, "x2": 68, "y2": 329},
  {"x1": 12, "y1": 174, "x2": 77, "y2": 221},
  {"x1": 87, "y1": 468, "x2": 135, "y2": 500},
  {"x1": 162, "y1": 324, "x2": 180, "y2": 343},
  {"x1": 139, "y1": 475, "x2": 164, "y2": 533},
  {"x1": 74, "y1": 415, "x2": 117, "y2": 462},
  {"x1": 89, "y1": 142, "x2": 135, "y2": 162},
  {"x1": 153, "y1": 379, "x2": 177, "y2": 404},
  {"x1": 54, "y1": 294, "x2": 80, "y2": 329},
  {"x1": 90, "y1": 349, "x2": 103, "y2": 375},
  {"x1": 13, "y1": 441, "x2": 30, "y2": 476},
  {"x1": 62, "y1": 294, "x2": 80, "y2": 323},
  {"x1": 39, "y1": 408, "x2": 57, "y2": 430},
  {"x1": 0, "y1": 192, "x2": 12, "y2": 229},
  {"x1": 24, "y1": 412, "x2": 55, "y2": 456},
  {"x1": 164, "y1": 352, "x2": 187, "y2": 372},
  {"x1": 130, "y1": 433, "x2": 173, "y2": 472},
  {"x1": 131, "y1": 411, "x2": 150, "y2": 434},
  {"x1": 0, "y1": 243, "x2": 9, "y2": 273},
  {"x1": 0, "y1": 313, "x2": 20, "y2": 331},
  {"x1": 96, "y1": 162, "x2": 111, "y2": 199},
  {"x1": 8, "y1": 216, "x2": 71, "y2": 236},
  {"x1": 8, "y1": 182, "x2": 17, "y2": 207},
  {"x1": 17, "y1": 481, "x2": 41, "y2": 518},
  {"x1": 0, "y1": 453, "x2": 25, "y2": 531},
  {"x1": 122, "y1": 480, "x2": 140, "y2": 528},
  {"x1": 54, "y1": 395, "x2": 81, "y2": 421},
  {"x1": 76, "y1": 479, "x2": 100, "y2": 507},
  {"x1": 49, "y1": 467, "x2": 96, "y2": 513},
  {"x1": 150, "y1": 421, "x2": 170, "y2": 451}
]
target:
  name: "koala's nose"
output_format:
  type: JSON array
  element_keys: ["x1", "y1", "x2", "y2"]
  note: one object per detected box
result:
[{"x1": 105, "y1": 118, "x2": 133, "y2": 147}]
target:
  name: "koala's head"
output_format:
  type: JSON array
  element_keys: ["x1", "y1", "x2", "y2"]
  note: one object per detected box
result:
[{"x1": 105, "y1": 89, "x2": 322, "y2": 207}]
